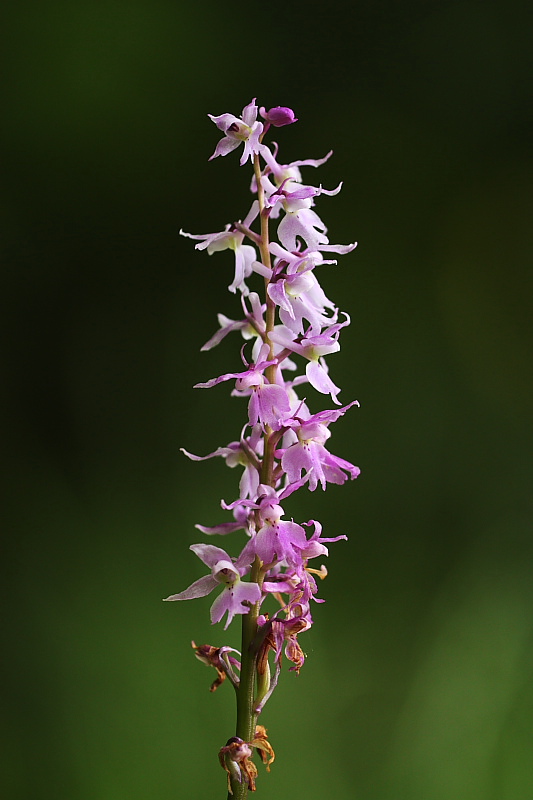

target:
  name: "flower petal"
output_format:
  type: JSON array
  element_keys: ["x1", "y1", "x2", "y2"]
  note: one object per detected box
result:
[
  {"x1": 190, "y1": 543, "x2": 233, "y2": 569},
  {"x1": 163, "y1": 574, "x2": 217, "y2": 601}
]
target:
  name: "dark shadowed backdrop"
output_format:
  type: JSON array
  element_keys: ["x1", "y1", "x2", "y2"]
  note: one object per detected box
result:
[{"x1": 3, "y1": 1, "x2": 532, "y2": 798}]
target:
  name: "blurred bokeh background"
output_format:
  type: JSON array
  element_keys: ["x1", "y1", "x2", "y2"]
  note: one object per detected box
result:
[{"x1": 2, "y1": 1, "x2": 532, "y2": 798}]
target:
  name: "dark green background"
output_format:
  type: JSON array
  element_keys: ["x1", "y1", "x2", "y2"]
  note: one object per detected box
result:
[{"x1": 3, "y1": 1, "x2": 532, "y2": 798}]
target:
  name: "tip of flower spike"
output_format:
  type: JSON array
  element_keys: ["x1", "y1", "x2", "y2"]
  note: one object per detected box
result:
[{"x1": 260, "y1": 106, "x2": 298, "y2": 127}]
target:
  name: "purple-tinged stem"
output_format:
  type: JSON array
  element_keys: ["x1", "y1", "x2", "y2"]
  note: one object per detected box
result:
[{"x1": 227, "y1": 152, "x2": 276, "y2": 800}]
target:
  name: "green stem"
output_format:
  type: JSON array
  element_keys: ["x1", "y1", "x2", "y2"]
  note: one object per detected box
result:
[
  {"x1": 228, "y1": 558, "x2": 262, "y2": 799},
  {"x1": 226, "y1": 152, "x2": 276, "y2": 800}
]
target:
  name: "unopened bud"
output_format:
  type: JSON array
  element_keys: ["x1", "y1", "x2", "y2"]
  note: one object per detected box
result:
[{"x1": 260, "y1": 106, "x2": 298, "y2": 127}]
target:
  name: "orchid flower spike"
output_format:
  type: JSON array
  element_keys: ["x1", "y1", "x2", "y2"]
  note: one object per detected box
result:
[{"x1": 170, "y1": 99, "x2": 360, "y2": 796}]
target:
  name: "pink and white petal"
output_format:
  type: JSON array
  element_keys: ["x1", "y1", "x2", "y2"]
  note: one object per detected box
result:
[
  {"x1": 318, "y1": 181, "x2": 343, "y2": 196},
  {"x1": 306, "y1": 360, "x2": 341, "y2": 404},
  {"x1": 240, "y1": 126, "x2": 263, "y2": 166},
  {"x1": 317, "y1": 534, "x2": 348, "y2": 543},
  {"x1": 239, "y1": 465, "x2": 260, "y2": 500},
  {"x1": 195, "y1": 522, "x2": 245, "y2": 536},
  {"x1": 302, "y1": 518, "x2": 322, "y2": 537},
  {"x1": 247, "y1": 390, "x2": 261, "y2": 427},
  {"x1": 208, "y1": 112, "x2": 241, "y2": 131},
  {"x1": 268, "y1": 326, "x2": 302, "y2": 353},
  {"x1": 290, "y1": 151, "x2": 333, "y2": 169},
  {"x1": 241, "y1": 244, "x2": 257, "y2": 282},
  {"x1": 205, "y1": 231, "x2": 236, "y2": 254},
  {"x1": 318, "y1": 242, "x2": 357, "y2": 255},
  {"x1": 278, "y1": 471, "x2": 312, "y2": 499},
  {"x1": 194, "y1": 369, "x2": 241, "y2": 389},
  {"x1": 190, "y1": 543, "x2": 232, "y2": 569},
  {"x1": 209, "y1": 590, "x2": 233, "y2": 627},
  {"x1": 233, "y1": 581, "x2": 262, "y2": 608},
  {"x1": 321, "y1": 461, "x2": 348, "y2": 486},
  {"x1": 277, "y1": 213, "x2": 305, "y2": 251},
  {"x1": 210, "y1": 581, "x2": 260, "y2": 629},
  {"x1": 252, "y1": 260, "x2": 272, "y2": 279},
  {"x1": 281, "y1": 444, "x2": 313, "y2": 485},
  {"x1": 243, "y1": 200, "x2": 260, "y2": 228},
  {"x1": 258, "y1": 384, "x2": 291, "y2": 429},
  {"x1": 328, "y1": 453, "x2": 360, "y2": 480},
  {"x1": 302, "y1": 541, "x2": 329, "y2": 559},
  {"x1": 311, "y1": 400, "x2": 359, "y2": 426},
  {"x1": 278, "y1": 520, "x2": 309, "y2": 550},
  {"x1": 234, "y1": 537, "x2": 259, "y2": 571},
  {"x1": 262, "y1": 579, "x2": 296, "y2": 594},
  {"x1": 269, "y1": 242, "x2": 293, "y2": 260},
  {"x1": 253, "y1": 525, "x2": 280, "y2": 564},
  {"x1": 180, "y1": 446, "x2": 232, "y2": 462},
  {"x1": 229, "y1": 246, "x2": 247, "y2": 293},
  {"x1": 308, "y1": 445, "x2": 327, "y2": 490},
  {"x1": 241, "y1": 99, "x2": 258, "y2": 126},
  {"x1": 200, "y1": 319, "x2": 244, "y2": 351},
  {"x1": 268, "y1": 281, "x2": 295, "y2": 318},
  {"x1": 163, "y1": 574, "x2": 217, "y2": 602},
  {"x1": 209, "y1": 137, "x2": 241, "y2": 161}
]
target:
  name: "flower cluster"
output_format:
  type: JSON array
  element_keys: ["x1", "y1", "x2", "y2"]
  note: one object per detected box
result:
[{"x1": 166, "y1": 99, "x2": 358, "y2": 794}]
